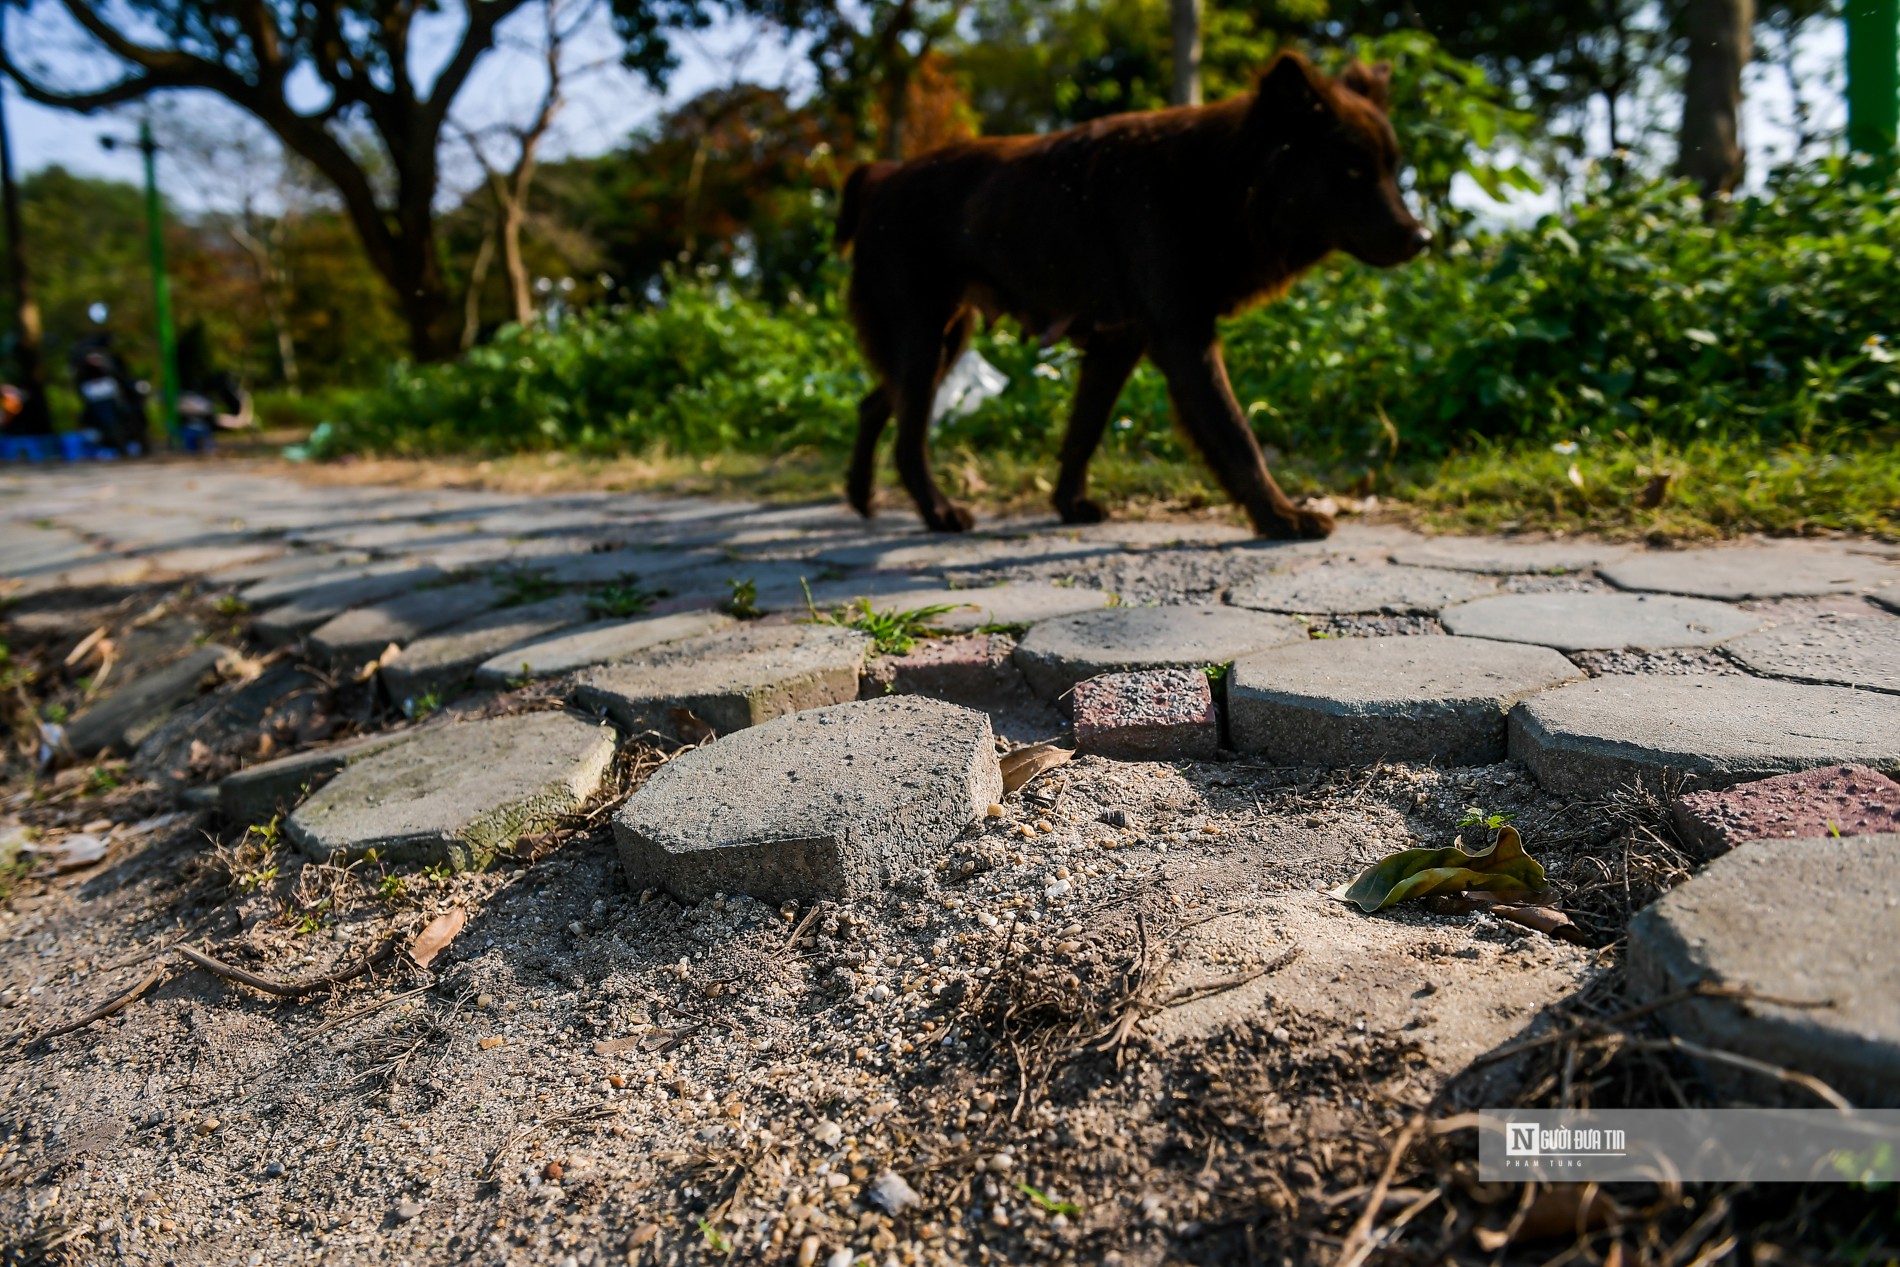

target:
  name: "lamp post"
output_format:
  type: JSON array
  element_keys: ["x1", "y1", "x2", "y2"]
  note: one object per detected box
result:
[
  {"x1": 1847, "y1": 0, "x2": 1900, "y2": 162},
  {"x1": 101, "y1": 119, "x2": 180, "y2": 446}
]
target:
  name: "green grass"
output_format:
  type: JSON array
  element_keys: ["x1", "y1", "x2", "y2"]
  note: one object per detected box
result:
[
  {"x1": 583, "y1": 577, "x2": 659, "y2": 619},
  {"x1": 804, "y1": 586, "x2": 965, "y2": 656},
  {"x1": 492, "y1": 567, "x2": 564, "y2": 607}
]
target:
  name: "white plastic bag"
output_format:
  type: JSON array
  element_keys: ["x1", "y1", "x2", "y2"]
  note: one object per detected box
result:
[{"x1": 931, "y1": 350, "x2": 1010, "y2": 426}]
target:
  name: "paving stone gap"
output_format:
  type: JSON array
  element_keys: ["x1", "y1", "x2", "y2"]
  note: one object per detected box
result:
[
  {"x1": 614, "y1": 696, "x2": 1003, "y2": 902},
  {"x1": 1439, "y1": 591, "x2": 1763, "y2": 651},
  {"x1": 286, "y1": 711, "x2": 618, "y2": 870},
  {"x1": 1627, "y1": 832, "x2": 1900, "y2": 1107},
  {"x1": 1228, "y1": 636, "x2": 1585, "y2": 766}
]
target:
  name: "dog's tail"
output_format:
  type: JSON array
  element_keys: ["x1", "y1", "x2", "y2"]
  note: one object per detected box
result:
[{"x1": 835, "y1": 162, "x2": 896, "y2": 253}]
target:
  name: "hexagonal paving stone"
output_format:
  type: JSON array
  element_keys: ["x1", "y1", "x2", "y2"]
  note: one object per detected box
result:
[
  {"x1": 381, "y1": 594, "x2": 595, "y2": 700},
  {"x1": 308, "y1": 577, "x2": 506, "y2": 662},
  {"x1": 1012, "y1": 605, "x2": 1306, "y2": 701},
  {"x1": 1228, "y1": 635, "x2": 1583, "y2": 766},
  {"x1": 473, "y1": 610, "x2": 735, "y2": 686},
  {"x1": 1439, "y1": 592, "x2": 1762, "y2": 651},
  {"x1": 1600, "y1": 544, "x2": 1900, "y2": 601},
  {"x1": 1628, "y1": 833, "x2": 1900, "y2": 1106},
  {"x1": 767, "y1": 579, "x2": 1114, "y2": 632},
  {"x1": 1389, "y1": 537, "x2": 1626, "y2": 574},
  {"x1": 573, "y1": 622, "x2": 870, "y2": 738},
  {"x1": 250, "y1": 563, "x2": 447, "y2": 644},
  {"x1": 1723, "y1": 614, "x2": 1900, "y2": 694},
  {"x1": 1226, "y1": 562, "x2": 1494, "y2": 615},
  {"x1": 614, "y1": 696, "x2": 1002, "y2": 902},
  {"x1": 286, "y1": 711, "x2": 618, "y2": 870},
  {"x1": 1508, "y1": 675, "x2": 1900, "y2": 799}
]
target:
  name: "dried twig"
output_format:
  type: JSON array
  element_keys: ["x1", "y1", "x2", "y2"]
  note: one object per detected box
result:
[
  {"x1": 1335, "y1": 1113, "x2": 1426, "y2": 1267},
  {"x1": 176, "y1": 938, "x2": 398, "y2": 999},
  {"x1": 28, "y1": 963, "x2": 171, "y2": 1044}
]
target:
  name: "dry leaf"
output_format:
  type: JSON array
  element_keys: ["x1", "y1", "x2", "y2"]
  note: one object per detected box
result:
[
  {"x1": 1474, "y1": 1185, "x2": 1625, "y2": 1249},
  {"x1": 409, "y1": 907, "x2": 467, "y2": 970},
  {"x1": 1637, "y1": 472, "x2": 1673, "y2": 508},
  {"x1": 669, "y1": 707, "x2": 716, "y2": 745},
  {"x1": 64, "y1": 627, "x2": 108, "y2": 667},
  {"x1": 1493, "y1": 903, "x2": 1588, "y2": 944},
  {"x1": 998, "y1": 742, "x2": 1074, "y2": 796}
]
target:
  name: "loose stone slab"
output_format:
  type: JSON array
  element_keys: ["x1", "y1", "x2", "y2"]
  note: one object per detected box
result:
[
  {"x1": 1440, "y1": 592, "x2": 1762, "y2": 651},
  {"x1": 308, "y1": 578, "x2": 505, "y2": 662},
  {"x1": 1672, "y1": 765, "x2": 1900, "y2": 856},
  {"x1": 574, "y1": 622, "x2": 870, "y2": 738},
  {"x1": 1628, "y1": 833, "x2": 1900, "y2": 1107},
  {"x1": 1389, "y1": 537, "x2": 1626, "y2": 575},
  {"x1": 64, "y1": 645, "x2": 235, "y2": 756},
  {"x1": 1229, "y1": 636, "x2": 1583, "y2": 766},
  {"x1": 286, "y1": 711, "x2": 617, "y2": 870},
  {"x1": 1073, "y1": 668, "x2": 1218, "y2": 761},
  {"x1": 219, "y1": 730, "x2": 416, "y2": 826},
  {"x1": 1509, "y1": 675, "x2": 1900, "y2": 799},
  {"x1": 251, "y1": 564, "x2": 447, "y2": 644},
  {"x1": 1227, "y1": 563, "x2": 1493, "y2": 615},
  {"x1": 381, "y1": 594, "x2": 594, "y2": 700},
  {"x1": 1013, "y1": 605, "x2": 1306, "y2": 701},
  {"x1": 614, "y1": 696, "x2": 1003, "y2": 902},
  {"x1": 241, "y1": 557, "x2": 437, "y2": 608},
  {"x1": 1601, "y1": 544, "x2": 1900, "y2": 601},
  {"x1": 1724, "y1": 614, "x2": 1900, "y2": 694},
  {"x1": 473, "y1": 610, "x2": 734, "y2": 686}
]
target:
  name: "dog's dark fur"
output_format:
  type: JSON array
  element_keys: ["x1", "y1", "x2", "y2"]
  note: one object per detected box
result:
[{"x1": 836, "y1": 51, "x2": 1430, "y2": 538}]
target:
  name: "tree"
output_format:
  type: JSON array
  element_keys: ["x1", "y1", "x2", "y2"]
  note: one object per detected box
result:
[
  {"x1": 1171, "y1": 0, "x2": 1202, "y2": 105},
  {"x1": 1, "y1": 0, "x2": 714, "y2": 361},
  {"x1": 1676, "y1": 0, "x2": 1753, "y2": 194}
]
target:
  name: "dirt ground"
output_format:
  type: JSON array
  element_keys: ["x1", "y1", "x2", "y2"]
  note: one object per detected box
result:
[{"x1": 2, "y1": 573, "x2": 1892, "y2": 1267}]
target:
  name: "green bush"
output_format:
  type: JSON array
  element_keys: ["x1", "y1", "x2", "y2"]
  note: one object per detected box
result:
[{"x1": 336, "y1": 164, "x2": 1898, "y2": 480}]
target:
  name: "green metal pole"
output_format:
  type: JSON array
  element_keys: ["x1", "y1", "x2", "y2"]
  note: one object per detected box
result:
[
  {"x1": 138, "y1": 118, "x2": 180, "y2": 447},
  {"x1": 1846, "y1": 0, "x2": 1900, "y2": 161}
]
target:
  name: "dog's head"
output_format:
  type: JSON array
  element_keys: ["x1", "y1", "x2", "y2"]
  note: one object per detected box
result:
[{"x1": 1248, "y1": 52, "x2": 1431, "y2": 269}]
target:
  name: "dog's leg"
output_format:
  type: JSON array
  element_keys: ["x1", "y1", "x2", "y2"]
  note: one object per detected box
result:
[
  {"x1": 1054, "y1": 332, "x2": 1144, "y2": 524},
  {"x1": 1150, "y1": 332, "x2": 1333, "y2": 539},
  {"x1": 846, "y1": 387, "x2": 891, "y2": 518},
  {"x1": 891, "y1": 319, "x2": 975, "y2": 534}
]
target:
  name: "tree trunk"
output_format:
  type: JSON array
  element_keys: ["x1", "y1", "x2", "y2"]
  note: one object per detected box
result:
[
  {"x1": 0, "y1": 81, "x2": 53, "y2": 435},
  {"x1": 462, "y1": 224, "x2": 496, "y2": 352},
  {"x1": 1171, "y1": 0, "x2": 1203, "y2": 106},
  {"x1": 1677, "y1": 0, "x2": 1753, "y2": 196}
]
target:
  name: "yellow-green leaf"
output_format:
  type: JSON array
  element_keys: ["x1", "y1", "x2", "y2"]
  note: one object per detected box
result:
[{"x1": 1329, "y1": 825, "x2": 1547, "y2": 913}]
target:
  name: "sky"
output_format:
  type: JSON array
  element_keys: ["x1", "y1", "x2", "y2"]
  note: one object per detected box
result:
[{"x1": 1, "y1": 0, "x2": 1854, "y2": 222}]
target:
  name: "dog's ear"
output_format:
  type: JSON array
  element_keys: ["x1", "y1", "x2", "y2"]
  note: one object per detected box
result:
[
  {"x1": 1338, "y1": 60, "x2": 1393, "y2": 110},
  {"x1": 1256, "y1": 51, "x2": 1329, "y2": 118}
]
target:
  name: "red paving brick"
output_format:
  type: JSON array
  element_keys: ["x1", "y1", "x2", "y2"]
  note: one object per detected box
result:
[
  {"x1": 1671, "y1": 764, "x2": 1900, "y2": 855},
  {"x1": 1073, "y1": 667, "x2": 1218, "y2": 761}
]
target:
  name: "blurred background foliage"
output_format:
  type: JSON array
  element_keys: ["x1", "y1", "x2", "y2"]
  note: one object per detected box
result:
[{"x1": 3, "y1": 0, "x2": 1892, "y2": 535}]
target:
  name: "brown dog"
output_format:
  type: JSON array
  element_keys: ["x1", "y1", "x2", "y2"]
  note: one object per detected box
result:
[{"x1": 836, "y1": 51, "x2": 1430, "y2": 538}]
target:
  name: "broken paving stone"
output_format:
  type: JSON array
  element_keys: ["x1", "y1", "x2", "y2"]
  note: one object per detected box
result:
[
  {"x1": 1073, "y1": 668, "x2": 1217, "y2": 762},
  {"x1": 308, "y1": 577, "x2": 506, "y2": 663},
  {"x1": 218, "y1": 729, "x2": 418, "y2": 826},
  {"x1": 250, "y1": 563, "x2": 447, "y2": 644},
  {"x1": 1723, "y1": 614, "x2": 1900, "y2": 694},
  {"x1": 573, "y1": 622, "x2": 870, "y2": 739},
  {"x1": 1439, "y1": 591, "x2": 1762, "y2": 652},
  {"x1": 381, "y1": 594, "x2": 594, "y2": 700},
  {"x1": 1600, "y1": 544, "x2": 1900, "y2": 601},
  {"x1": 1670, "y1": 765, "x2": 1900, "y2": 855},
  {"x1": 1627, "y1": 832, "x2": 1900, "y2": 1107},
  {"x1": 1388, "y1": 537, "x2": 1627, "y2": 575},
  {"x1": 1226, "y1": 562, "x2": 1494, "y2": 615},
  {"x1": 1229, "y1": 636, "x2": 1582, "y2": 766},
  {"x1": 286, "y1": 711, "x2": 617, "y2": 870},
  {"x1": 1013, "y1": 605, "x2": 1305, "y2": 701},
  {"x1": 1508, "y1": 674, "x2": 1900, "y2": 800},
  {"x1": 613, "y1": 696, "x2": 1002, "y2": 902},
  {"x1": 64, "y1": 645, "x2": 236, "y2": 756},
  {"x1": 472, "y1": 610, "x2": 734, "y2": 686}
]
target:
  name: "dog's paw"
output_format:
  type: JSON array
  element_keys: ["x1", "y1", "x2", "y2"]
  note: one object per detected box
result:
[
  {"x1": 925, "y1": 501, "x2": 976, "y2": 533},
  {"x1": 1295, "y1": 506, "x2": 1336, "y2": 539},
  {"x1": 847, "y1": 489, "x2": 878, "y2": 519},
  {"x1": 1253, "y1": 504, "x2": 1336, "y2": 540},
  {"x1": 1057, "y1": 497, "x2": 1108, "y2": 525}
]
